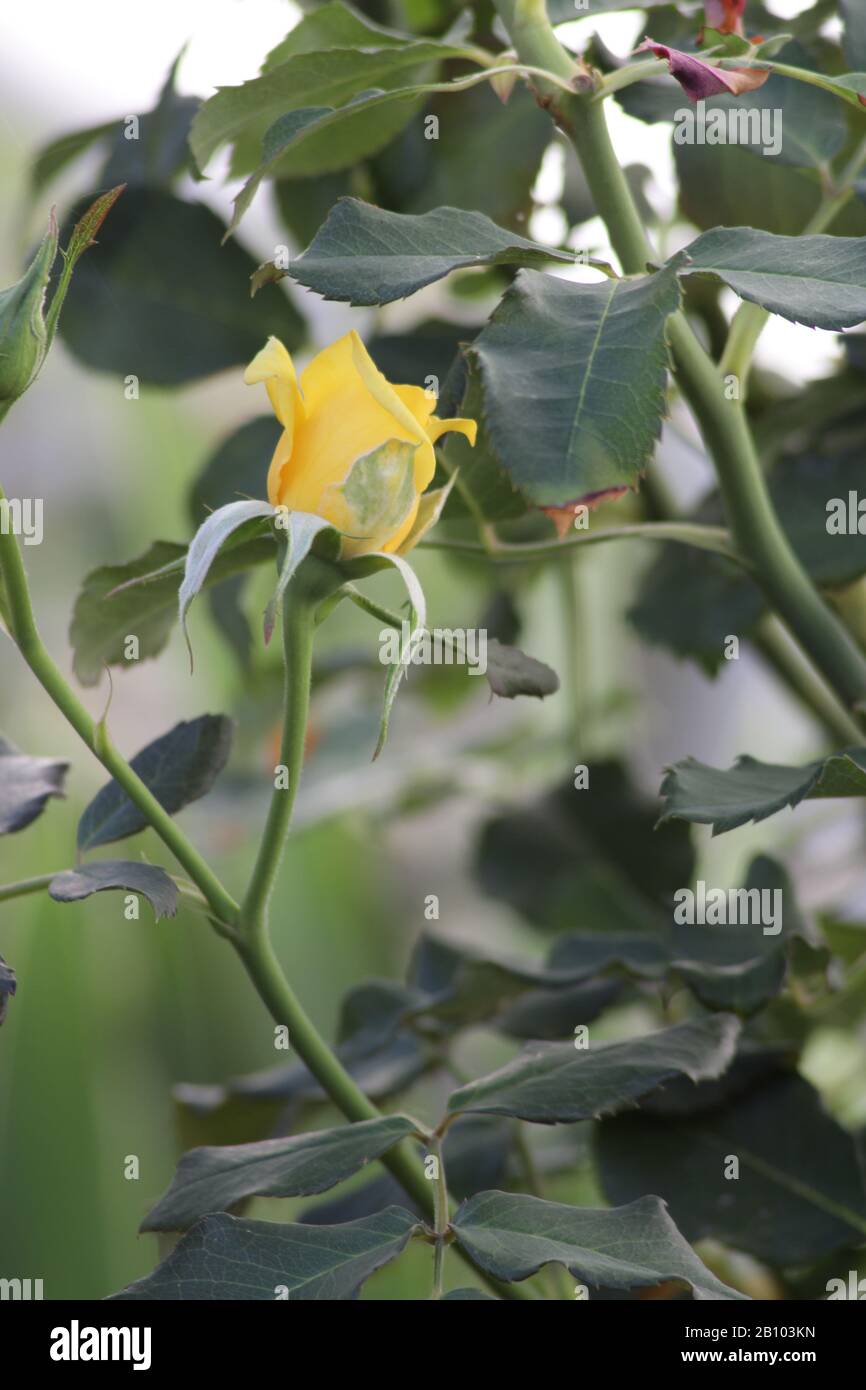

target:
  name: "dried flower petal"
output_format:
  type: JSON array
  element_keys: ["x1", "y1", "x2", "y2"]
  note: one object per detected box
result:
[{"x1": 638, "y1": 38, "x2": 769, "y2": 102}]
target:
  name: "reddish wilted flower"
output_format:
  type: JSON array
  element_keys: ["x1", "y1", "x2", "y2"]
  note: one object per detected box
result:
[
  {"x1": 705, "y1": 0, "x2": 747, "y2": 36},
  {"x1": 638, "y1": 38, "x2": 769, "y2": 102}
]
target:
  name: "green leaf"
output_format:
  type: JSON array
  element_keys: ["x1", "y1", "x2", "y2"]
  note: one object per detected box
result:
[
  {"x1": 180, "y1": 501, "x2": 276, "y2": 654},
  {"x1": 440, "y1": 356, "x2": 532, "y2": 524},
  {"x1": 33, "y1": 52, "x2": 197, "y2": 196},
  {"x1": 672, "y1": 855, "x2": 807, "y2": 1014},
  {"x1": 56, "y1": 189, "x2": 305, "y2": 385},
  {"x1": 407, "y1": 932, "x2": 616, "y2": 1034},
  {"x1": 48, "y1": 861, "x2": 178, "y2": 922},
  {"x1": 0, "y1": 955, "x2": 17, "y2": 1026},
  {"x1": 142, "y1": 1114, "x2": 418, "y2": 1232},
  {"x1": 451, "y1": 1191, "x2": 744, "y2": 1299},
  {"x1": 476, "y1": 762, "x2": 695, "y2": 933},
  {"x1": 442, "y1": 1287, "x2": 497, "y2": 1299},
  {"x1": 471, "y1": 267, "x2": 681, "y2": 506},
  {"x1": 70, "y1": 533, "x2": 274, "y2": 686},
  {"x1": 658, "y1": 746, "x2": 866, "y2": 836},
  {"x1": 291, "y1": 198, "x2": 576, "y2": 305},
  {"x1": 671, "y1": 228, "x2": 866, "y2": 330},
  {"x1": 629, "y1": 452, "x2": 866, "y2": 672},
  {"x1": 398, "y1": 83, "x2": 551, "y2": 227},
  {"x1": 200, "y1": 979, "x2": 436, "y2": 1115},
  {"x1": 191, "y1": 26, "x2": 477, "y2": 172},
  {"x1": 598, "y1": 1070, "x2": 866, "y2": 1265},
  {"x1": 343, "y1": 550, "x2": 427, "y2": 758},
  {"x1": 842, "y1": 0, "x2": 866, "y2": 71},
  {"x1": 0, "y1": 737, "x2": 68, "y2": 835},
  {"x1": 100, "y1": 53, "x2": 198, "y2": 188},
  {"x1": 31, "y1": 121, "x2": 118, "y2": 197},
  {"x1": 111, "y1": 1207, "x2": 419, "y2": 1300},
  {"x1": 446, "y1": 1016, "x2": 741, "y2": 1123},
  {"x1": 484, "y1": 639, "x2": 560, "y2": 700},
  {"x1": 262, "y1": 2, "x2": 409, "y2": 70},
  {"x1": 77, "y1": 715, "x2": 233, "y2": 851},
  {"x1": 548, "y1": 0, "x2": 673, "y2": 16}
]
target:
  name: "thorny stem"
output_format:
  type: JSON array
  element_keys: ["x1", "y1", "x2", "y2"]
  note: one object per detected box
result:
[
  {"x1": 0, "y1": 483, "x2": 531, "y2": 1299},
  {"x1": 429, "y1": 1135, "x2": 449, "y2": 1299},
  {"x1": 492, "y1": 0, "x2": 866, "y2": 730},
  {"x1": 239, "y1": 588, "x2": 317, "y2": 940},
  {"x1": 0, "y1": 481, "x2": 241, "y2": 929},
  {"x1": 420, "y1": 521, "x2": 743, "y2": 565}
]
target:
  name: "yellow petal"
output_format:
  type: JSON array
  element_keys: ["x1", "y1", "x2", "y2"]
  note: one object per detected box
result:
[
  {"x1": 283, "y1": 332, "x2": 430, "y2": 515},
  {"x1": 244, "y1": 336, "x2": 299, "y2": 429},
  {"x1": 381, "y1": 496, "x2": 421, "y2": 554},
  {"x1": 426, "y1": 415, "x2": 478, "y2": 447},
  {"x1": 245, "y1": 337, "x2": 303, "y2": 504}
]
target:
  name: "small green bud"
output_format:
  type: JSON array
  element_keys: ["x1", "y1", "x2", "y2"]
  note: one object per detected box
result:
[{"x1": 0, "y1": 212, "x2": 58, "y2": 408}]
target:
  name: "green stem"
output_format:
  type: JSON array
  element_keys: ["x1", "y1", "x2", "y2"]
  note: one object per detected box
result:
[
  {"x1": 0, "y1": 873, "x2": 57, "y2": 903},
  {"x1": 240, "y1": 588, "x2": 316, "y2": 939},
  {"x1": 233, "y1": 571, "x2": 532, "y2": 1300},
  {"x1": 491, "y1": 3, "x2": 866, "y2": 724},
  {"x1": 754, "y1": 617, "x2": 865, "y2": 746},
  {"x1": 429, "y1": 1135, "x2": 448, "y2": 1299},
  {"x1": 557, "y1": 553, "x2": 584, "y2": 754},
  {"x1": 0, "y1": 486, "x2": 240, "y2": 927},
  {"x1": 420, "y1": 522, "x2": 743, "y2": 565}
]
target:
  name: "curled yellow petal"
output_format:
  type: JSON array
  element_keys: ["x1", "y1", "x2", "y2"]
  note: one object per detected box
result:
[
  {"x1": 426, "y1": 415, "x2": 478, "y2": 446},
  {"x1": 244, "y1": 336, "x2": 303, "y2": 505}
]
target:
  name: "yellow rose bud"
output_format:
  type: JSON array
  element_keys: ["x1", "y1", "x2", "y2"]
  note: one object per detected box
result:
[{"x1": 244, "y1": 330, "x2": 476, "y2": 557}]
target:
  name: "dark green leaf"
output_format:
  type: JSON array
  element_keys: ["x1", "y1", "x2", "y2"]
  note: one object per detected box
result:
[
  {"x1": 476, "y1": 762, "x2": 695, "y2": 932},
  {"x1": 483, "y1": 639, "x2": 560, "y2": 700},
  {"x1": 440, "y1": 356, "x2": 531, "y2": 523},
  {"x1": 77, "y1": 715, "x2": 233, "y2": 851},
  {"x1": 472, "y1": 267, "x2": 680, "y2": 505},
  {"x1": 142, "y1": 1115, "x2": 418, "y2": 1231},
  {"x1": 56, "y1": 189, "x2": 305, "y2": 385},
  {"x1": 367, "y1": 319, "x2": 468, "y2": 392},
  {"x1": 842, "y1": 0, "x2": 866, "y2": 70},
  {"x1": 672, "y1": 228, "x2": 866, "y2": 330},
  {"x1": 48, "y1": 861, "x2": 178, "y2": 921},
  {"x1": 659, "y1": 746, "x2": 866, "y2": 836},
  {"x1": 451, "y1": 1191, "x2": 744, "y2": 1298},
  {"x1": 598, "y1": 1071, "x2": 866, "y2": 1265},
  {"x1": 70, "y1": 533, "x2": 274, "y2": 686},
  {"x1": 442, "y1": 1286, "x2": 497, "y2": 1299},
  {"x1": 34, "y1": 54, "x2": 197, "y2": 196},
  {"x1": 111, "y1": 1207, "x2": 418, "y2": 1300},
  {"x1": 215, "y1": 980, "x2": 437, "y2": 1113},
  {"x1": 547, "y1": 0, "x2": 673, "y2": 16},
  {"x1": 191, "y1": 28, "x2": 475, "y2": 172},
  {"x1": 399, "y1": 83, "x2": 550, "y2": 227},
  {"x1": 0, "y1": 737, "x2": 68, "y2": 834},
  {"x1": 629, "y1": 452, "x2": 866, "y2": 672},
  {"x1": 0, "y1": 955, "x2": 16, "y2": 1026},
  {"x1": 672, "y1": 855, "x2": 807, "y2": 1014},
  {"x1": 101, "y1": 54, "x2": 198, "y2": 188},
  {"x1": 31, "y1": 121, "x2": 117, "y2": 197},
  {"x1": 291, "y1": 198, "x2": 575, "y2": 305},
  {"x1": 447, "y1": 1016, "x2": 741, "y2": 1123},
  {"x1": 407, "y1": 932, "x2": 614, "y2": 1034}
]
